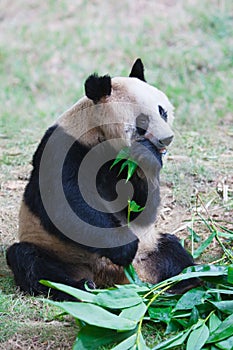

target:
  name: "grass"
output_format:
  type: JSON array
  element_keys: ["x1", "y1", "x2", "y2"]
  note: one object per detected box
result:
[{"x1": 0, "y1": 0, "x2": 232, "y2": 348}]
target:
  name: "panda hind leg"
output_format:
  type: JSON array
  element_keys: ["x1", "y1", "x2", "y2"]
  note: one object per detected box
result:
[
  {"x1": 146, "y1": 234, "x2": 200, "y2": 293},
  {"x1": 6, "y1": 242, "x2": 94, "y2": 301}
]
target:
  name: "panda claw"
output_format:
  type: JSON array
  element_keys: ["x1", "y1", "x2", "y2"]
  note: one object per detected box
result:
[
  {"x1": 75, "y1": 278, "x2": 96, "y2": 291},
  {"x1": 85, "y1": 280, "x2": 96, "y2": 290}
]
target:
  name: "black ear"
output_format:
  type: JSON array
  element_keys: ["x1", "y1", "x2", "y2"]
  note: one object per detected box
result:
[
  {"x1": 129, "y1": 58, "x2": 146, "y2": 82},
  {"x1": 84, "y1": 74, "x2": 111, "y2": 104}
]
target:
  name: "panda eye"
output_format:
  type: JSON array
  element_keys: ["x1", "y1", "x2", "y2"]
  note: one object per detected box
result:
[{"x1": 158, "y1": 105, "x2": 168, "y2": 122}]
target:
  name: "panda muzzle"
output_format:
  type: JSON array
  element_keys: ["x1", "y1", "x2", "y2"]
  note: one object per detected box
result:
[{"x1": 144, "y1": 132, "x2": 174, "y2": 154}]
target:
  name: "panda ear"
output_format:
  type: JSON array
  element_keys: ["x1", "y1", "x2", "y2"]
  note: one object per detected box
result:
[
  {"x1": 129, "y1": 58, "x2": 146, "y2": 82},
  {"x1": 84, "y1": 73, "x2": 112, "y2": 104}
]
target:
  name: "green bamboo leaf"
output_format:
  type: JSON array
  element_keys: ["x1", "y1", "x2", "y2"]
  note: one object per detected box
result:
[
  {"x1": 129, "y1": 200, "x2": 144, "y2": 212},
  {"x1": 207, "y1": 314, "x2": 233, "y2": 343},
  {"x1": 118, "y1": 159, "x2": 130, "y2": 175},
  {"x1": 126, "y1": 160, "x2": 138, "y2": 182},
  {"x1": 148, "y1": 307, "x2": 172, "y2": 323},
  {"x1": 188, "y1": 227, "x2": 201, "y2": 242},
  {"x1": 184, "y1": 265, "x2": 227, "y2": 275},
  {"x1": 209, "y1": 300, "x2": 233, "y2": 314},
  {"x1": 110, "y1": 157, "x2": 123, "y2": 169},
  {"x1": 186, "y1": 323, "x2": 209, "y2": 350},
  {"x1": 219, "y1": 226, "x2": 233, "y2": 234},
  {"x1": 120, "y1": 302, "x2": 147, "y2": 322},
  {"x1": 127, "y1": 200, "x2": 144, "y2": 226},
  {"x1": 193, "y1": 232, "x2": 216, "y2": 259},
  {"x1": 40, "y1": 280, "x2": 96, "y2": 303},
  {"x1": 110, "y1": 148, "x2": 130, "y2": 169},
  {"x1": 73, "y1": 325, "x2": 134, "y2": 350},
  {"x1": 188, "y1": 307, "x2": 199, "y2": 327},
  {"x1": 45, "y1": 301, "x2": 136, "y2": 331},
  {"x1": 217, "y1": 231, "x2": 233, "y2": 239},
  {"x1": 165, "y1": 319, "x2": 183, "y2": 334},
  {"x1": 111, "y1": 334, "x2": 137, "y2": 350},
  {"x1": 146, "y1": 264, "x2": 228, "y2": 291},
  {"x1": 124, "y1": 264, "x2": 145, "y2": 286},
  {"x1": 95, "y1": 289, "x2": 142, "y2": 309},
  {"x1": 208, "y1": 313, "x2": 221, "y2": 333},
  {"x1": 174, "y1": 289, "x2": 206, "y2": 311},
  {"x1": 115, "y1": 284, "x2": 149, "y2": 292},
  {"x1": 227, "y1": 266, "x2": 233, "y2": 284},
  {"x1": 207, "y1": 288, "x2": 233, "y2": 295},
  {"x1": 152, "y1": 329, "x2": 191, "y2": 349},
  {"x1": 215, "y1": 335, "x2": 233, "y2": 350},
  {"x1": 197, "y1": 213, "x2": 214, "y2": 233}
]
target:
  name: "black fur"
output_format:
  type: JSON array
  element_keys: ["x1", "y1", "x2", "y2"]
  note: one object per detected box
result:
[
  {"x1": 85, "y1": 74, "x2": 111, "y2": 103},
  {"x1": 6, "y1": 242, "x2": 94, "y2": 301},
  {"x1": 158, "y1": 105, "x2": 168, "y2": 122},
  {"x1": 23, "y1": 124, "x2": 138, "y2": 267},
  {"x1": 129, "y1": 58, "x2": 146, "y2": 82},
  {"x1": 149, "y1": 234, "x2": 199, "y2": 293}
]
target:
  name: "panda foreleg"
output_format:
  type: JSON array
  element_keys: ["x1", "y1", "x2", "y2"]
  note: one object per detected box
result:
[
  {"x1": 135, "y1": 234, "x2": 200, "y2": 293},
  {"x1": 6, "y1": 242, "x2": 94, "y2": 301},
  {"x1": 155, "y1": 234, "x2": 200, "y2": 292}
]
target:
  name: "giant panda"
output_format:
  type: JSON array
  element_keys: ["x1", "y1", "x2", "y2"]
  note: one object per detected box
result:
[{"x1": 7, "y1": 59, "x2": 197, "y2": 300}]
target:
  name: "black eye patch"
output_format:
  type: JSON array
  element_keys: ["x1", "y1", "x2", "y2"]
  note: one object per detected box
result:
[{"x1": 158, "y1": 105, "x2": 168, "y2": 122}]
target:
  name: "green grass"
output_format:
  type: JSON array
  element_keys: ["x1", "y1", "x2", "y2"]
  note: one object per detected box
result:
[{"x1": 0, "y1": 0, "x2": 232, "y2": 348}]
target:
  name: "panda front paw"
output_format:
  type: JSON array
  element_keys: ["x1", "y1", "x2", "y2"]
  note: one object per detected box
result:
[{"x1": 101, "y1": 239, "x2": 139, "y2": 267}]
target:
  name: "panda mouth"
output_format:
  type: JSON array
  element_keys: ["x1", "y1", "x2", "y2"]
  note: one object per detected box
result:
[
  {"x1": 154, "y1": 145, "x2": 164, "y2": 167},
  {"x1": 144, "y1": 133, "x2": 167, "y2": 163},
  {"x1": 144, "y1": 132, "x2": 166, "y2": 152},
  {"x1": 135, "y1": 137, "x2": 164, "y2": 167},
  {"x1": 158, "y1": 147, "x2": 167, "y2": 155}
]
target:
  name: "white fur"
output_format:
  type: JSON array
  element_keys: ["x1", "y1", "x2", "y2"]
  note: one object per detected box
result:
[{"x1": 57, "y1": 76, "x2": 174, "y2": 148}]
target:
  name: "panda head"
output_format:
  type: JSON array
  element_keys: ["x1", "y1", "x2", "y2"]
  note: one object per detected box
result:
[
  {"x1": 83, "y1": 59, "x2": 174, "y2": 153},
  {"x1": 58, "y1": 58, "x2": 174, "y2": 173}
]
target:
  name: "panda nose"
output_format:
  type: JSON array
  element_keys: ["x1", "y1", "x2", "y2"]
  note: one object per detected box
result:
[{"x1": 159, "y1": 135, "x2": 174, "y2": 147}]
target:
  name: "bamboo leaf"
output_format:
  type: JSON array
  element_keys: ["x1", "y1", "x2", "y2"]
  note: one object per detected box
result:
[
  {"x1": 118, "y1": 160, "x2": 130, "y2": 175},
  {"x1": 207, "y1": 288, "x2": 233, "y2": 295},
  {"x1": 148, "y1": 307, "x2": 172, "y2": 324},
  {"x1": 209, "y1": 313, "x2": 221, "y2": 333},
  {"x1": 227, "y1": 266, "x2": 233, "y2": 284},
  {"x1": 215, "y1": 336, "x2": 233, "y2": 350},
  {"x1": 115, "y1": 284, "x2": 149, "y2": 292},
  {"x1": 207, "y1": 314, "x2": 233, "y2": 343},
  {"x1": 152, "y1": 329, "x2": 191, "y2": 349},
  {"x1": 40, "y1": 280, "x2": 96, "y2": 303},
  {"x1": 45, "y1": 301, "x2": 137, "y2": 331},
  {"x1": 186, "y1": 323, "x2": 209, "y2": 350},
  {"x1": 120, "y1": 302, "x2": 147, "y2": 322},
  {"x1": 124, "y1": 264, "x2": 145, "y2": 286},
  {"x1": 110, "y1": 148, "x2": 130, "y2": 169},
  {"x1": 111, "y1": 334, "x2": 137, "y2": 350},
  {"x1": 209, "y1": 300, "x2": 233, "y2": 314},
  {"x1": 129, "y1": 200, "x2": 144, "y2": 213},
  {"x1": 193, "y1": 232, "x2": 216, "y2": 259},
  {"x1": 188, "y1": 307, "x2": 199, "y2": 327},
  {"x1": 126, "y1": 160, "x2": 138, "y2": 182},
  {"x1": 188, "y1": 227, "x2": 201, "y2": 242},
  {"x1": 174, "y1": 289, "x2": 206, "y2": 311},
  {"x1": 95, "y1": 289, "x2": 142, "y2": 309},
  {"x1": 73, "y1": 325, "x2": 134, "y2": 350}
]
